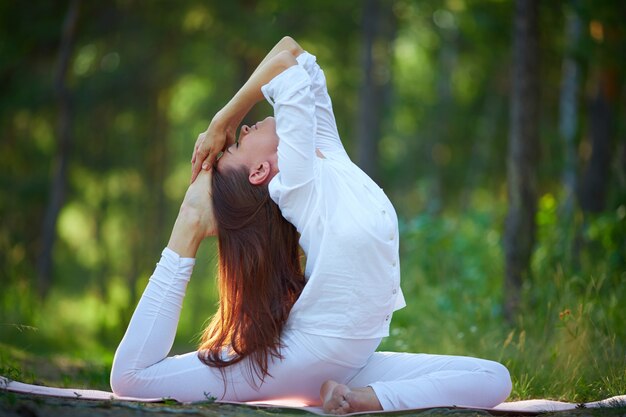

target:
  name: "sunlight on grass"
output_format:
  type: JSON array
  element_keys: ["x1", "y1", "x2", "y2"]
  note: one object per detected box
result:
[{"x1": 502, "y1": 263, "x2": 626, "y2": 401}]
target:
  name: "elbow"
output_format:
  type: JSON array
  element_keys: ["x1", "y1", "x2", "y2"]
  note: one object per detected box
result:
[
  {"x1": 280, "y1": 36, "x2": 304, "y2": 57},
  {"x1": 273, "y1": 50, "x2": 298, "y2": 70}
]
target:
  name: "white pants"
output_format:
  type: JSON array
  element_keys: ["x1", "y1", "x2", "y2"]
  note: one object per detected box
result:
[{"x1": 110, "y1": 249, "x2": 511, "y2": 409}]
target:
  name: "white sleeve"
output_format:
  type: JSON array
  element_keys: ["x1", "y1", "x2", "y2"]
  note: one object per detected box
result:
[
  {"x1": 262, "y1": 65, "x2": 317, "y2": 188},
  {"x1": 296, "y1": 52, "x2": 349, "y2": 158}
]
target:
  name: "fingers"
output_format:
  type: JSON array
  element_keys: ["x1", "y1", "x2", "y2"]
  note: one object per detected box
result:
[
  {"x1": 191, "y1": 132, "x2": 204, "y2": 165},
  {"x1": 190, "y1": 163, "x2": 201, "y2": 184},
  {"x1": 191, "y1": 132, "x2": 211, "y2": 184},
  {"x1": 191, "y1": 153, "x2": 209, "y2": 184},
  {"x1": 190, "y1": 122, "x2": 229, "y2": 183},
  {"x1": 191, "y1": 144, "x2": 221, "y2": 183}
]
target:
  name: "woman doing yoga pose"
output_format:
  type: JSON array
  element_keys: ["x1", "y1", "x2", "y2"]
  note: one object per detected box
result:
[{"x1": 110, "y1": 37, "x2": 512, "y2": 414}]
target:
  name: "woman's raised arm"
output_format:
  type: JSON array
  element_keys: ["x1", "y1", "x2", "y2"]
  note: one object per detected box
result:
[{"x1": 191, "y1": 37, "x2": 303, "y2": 183}]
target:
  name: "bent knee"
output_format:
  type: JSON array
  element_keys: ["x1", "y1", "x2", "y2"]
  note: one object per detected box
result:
[
  {"x1": 485, "y1": 360, "x2": 512, "y2": 404},
  {"x1": 110, "y1": 369, "x2": 131, "y2": 397},
  {"x1": 110, "y1": 365, "x2": 143, "y2": 398}
]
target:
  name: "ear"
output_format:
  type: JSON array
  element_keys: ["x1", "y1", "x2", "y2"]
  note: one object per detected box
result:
[{"x1": 249, "y1": 161, "x2": 271, "y2": 185}]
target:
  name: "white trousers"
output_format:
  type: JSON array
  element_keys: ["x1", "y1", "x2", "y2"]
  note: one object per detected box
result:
[{"x1": 110, "y1": 249, "x2": 512, "y2": 409}]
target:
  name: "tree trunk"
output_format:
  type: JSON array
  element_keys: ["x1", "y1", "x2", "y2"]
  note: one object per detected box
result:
[
  {"x1": 578, "y1": 71, "x2": 616, "y2": 213},
  {"x1": 429, "y1": 24, "x2": 458, "y2": 214},
  {"x1": 559, "y1": 2, "x2": 582, "y2": 218},
  {"x1": 558, "y1": 2, "x2": 583, "y2": 270},
  {"x1": 37, "y1": 0, "x2": 80, "y2": 299},
  {"x1": 355, "y1": 0, "x2": 395, "y2": 183},
  {"x1": 503, "y1": 0, "x2": 539, "y2": 322}
]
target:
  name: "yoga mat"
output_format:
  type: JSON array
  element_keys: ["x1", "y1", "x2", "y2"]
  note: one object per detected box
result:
[{"x1": 2, "y1": 376, "x2": 625, "y2": 416}]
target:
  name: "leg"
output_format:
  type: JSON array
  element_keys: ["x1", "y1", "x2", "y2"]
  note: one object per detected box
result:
[
  {"x1": 111, "y1": 334, "x2": 362, "y2": 404},
  {"x1": 322, "y1": 352, "x2": 512, "y2": 413},
  {"x1": 110, "y1": 249, "x2": 358, "y2": 403},
  {"x1": 112, "y1": 327, "x2": 369, "y2": 404}
]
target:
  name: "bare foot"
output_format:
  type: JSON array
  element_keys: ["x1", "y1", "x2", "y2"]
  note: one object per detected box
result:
[{"x1": 320, "y1": 380, "x2": 383, "y2": 415}]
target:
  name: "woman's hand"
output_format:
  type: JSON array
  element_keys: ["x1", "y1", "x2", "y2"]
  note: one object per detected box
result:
[
  {"x1": 191, "y1": 114, "x2": 237, "y2": 183},
  {"x1": 190, "y1": 44, "x2": 300, "y2": 185},
  {"x1": 168, "y1": 170, "x2": 216, "y2": 257}
]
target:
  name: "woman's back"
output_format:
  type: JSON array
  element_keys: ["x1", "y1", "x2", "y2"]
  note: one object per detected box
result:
[{"x1": 262, "y1": 57, "x2": 405, "y2": 340}]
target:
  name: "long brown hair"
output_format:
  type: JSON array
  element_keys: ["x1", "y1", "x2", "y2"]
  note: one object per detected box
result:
[{"x1": 198, "y1": 166, "x2": 305, "y2": 384}]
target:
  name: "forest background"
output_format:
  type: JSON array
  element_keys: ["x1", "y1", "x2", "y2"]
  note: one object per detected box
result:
[{"x1": 1, "y1": 0, "x2": 624, "y2": 402}]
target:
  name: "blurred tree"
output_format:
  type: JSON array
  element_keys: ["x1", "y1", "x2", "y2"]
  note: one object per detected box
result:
[
  {"x1": 558, "y1": 0, "x2": 582, "y2": 219},
  {"x1": 572, "y1": 1, "x2": 626, "y2": 273},
  {"x1": 355, "y1": 0, "x2": 396, "y2": 183},
  {"x1": 428, "y1": 6, "x2": 459, "y2": 214},
  {"x1": 503, "y1": 0, "x2": 539, "y2": 322},
  {"x1": 37, "y1": 0, "x2": 81, "y2": 299},
  {"x1": 1, "y1": 0, "x2": 625, "y2": 355},
  {"x1": 579, "y1": 69, "x2": 619, "y2": 213}
]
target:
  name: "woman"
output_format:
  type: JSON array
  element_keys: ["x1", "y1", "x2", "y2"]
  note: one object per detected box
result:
[{"x1": 111, "y1": 37, "x2": 512, "y2": 414}]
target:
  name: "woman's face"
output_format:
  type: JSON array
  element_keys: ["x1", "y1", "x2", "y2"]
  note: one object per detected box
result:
[{"x1": 216, "y1": 116, "x2": 279, "y2": 176}]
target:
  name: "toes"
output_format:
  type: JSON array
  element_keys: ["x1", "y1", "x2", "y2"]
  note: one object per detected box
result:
[
  {"x1": 330, "y1": 402, "x2": 348, "y2": 416},
  {"x1": 322, "y1": 383, "x2": 354, "y2": 415},
  {"x1": 330, "y1": 396, "x2": 350, "y2": 415},
  {"x1": 340, "y1": 399, "x2": 350, "y2": 413},
  {"x1": 330, "y1": 396, "x2": 347, "y2": 414},
  {"x1": 321, "y1": 380, "x2": 338, "y2": 402}
]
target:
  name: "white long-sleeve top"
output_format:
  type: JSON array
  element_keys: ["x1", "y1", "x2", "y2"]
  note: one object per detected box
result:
[{"x1": 262, "y1": 52, "x2": 406, "y2": 339}]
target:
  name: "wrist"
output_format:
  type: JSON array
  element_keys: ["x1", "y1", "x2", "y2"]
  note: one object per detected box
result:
[
  {"x1": 178, "y1": 205, "x2": 213, "y2": 241},
  {"x1": 167, "y1": 207, "x2": 205, "y2": 258},
  {"x1": 177, "y1": 205, "x2": 204, "y2": 227}
]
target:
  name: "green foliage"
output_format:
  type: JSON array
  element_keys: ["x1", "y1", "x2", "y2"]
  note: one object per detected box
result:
[
  {"x1": 379, "y1": 190, "x2": 625, "y2": 401},
  {"x1": 382, "y1": 192, "x2": 506, "y2": 358}
]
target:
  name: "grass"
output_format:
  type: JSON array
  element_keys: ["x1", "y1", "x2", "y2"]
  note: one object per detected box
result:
[
  {"x1": 0, "y1": 343, "x2": 110, "y2": 390},
  {"x1": 377, "y1": 195, "x2": 626, "y2": 403}
]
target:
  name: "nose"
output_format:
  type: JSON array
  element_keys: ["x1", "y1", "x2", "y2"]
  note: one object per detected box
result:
[{"x1": 241, "y1": 125, "x2": 251, "y2": 134}]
